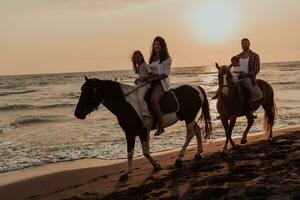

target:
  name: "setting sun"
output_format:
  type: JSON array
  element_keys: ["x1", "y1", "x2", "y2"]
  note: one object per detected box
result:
[{"x1": 186, "y1": 2, "x2": 239, "y2": 43}]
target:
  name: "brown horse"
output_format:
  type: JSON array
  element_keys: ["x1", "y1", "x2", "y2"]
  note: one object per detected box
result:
[{"x1": 215, "y1": 63, "x2": 276, "y2": 154}]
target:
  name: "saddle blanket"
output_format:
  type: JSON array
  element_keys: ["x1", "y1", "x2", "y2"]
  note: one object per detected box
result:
[
  {"x1": 120, "y1": 83, "x2": 179, "y2": 122},
  {"x1": 251, "y1": 85, "x2": 263, "y2": 101}
]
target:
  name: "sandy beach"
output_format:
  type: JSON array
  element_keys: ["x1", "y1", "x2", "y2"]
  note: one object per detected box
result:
[{"x1": 0, "y1": 125, "x2": 299, "y2": 200}]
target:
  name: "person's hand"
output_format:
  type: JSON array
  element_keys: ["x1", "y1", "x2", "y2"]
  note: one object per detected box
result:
[
  {"x1": 134, "y1": 78, "x2": 140, "y2": 85},
  {"x1": 145, "y1": 78, "x2": 153, "y2": 83},
  {"x1": 239, "y1": 72, "x2": 248, "y2": 79}
]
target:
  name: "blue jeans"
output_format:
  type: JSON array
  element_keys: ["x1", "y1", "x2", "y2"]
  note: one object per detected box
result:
[
  {"x1": 239, "y1": 78, "x2": 252, "y2": 91},
  {"x1": 239, "y1": 78, "x2": 252, "y2": 111}
]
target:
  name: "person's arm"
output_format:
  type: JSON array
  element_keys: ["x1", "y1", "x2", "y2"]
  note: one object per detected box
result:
[
  {"x1": 145, "y1": 74, "x2": 167, "y2": 82},
  {"x1": 140, "y1": 73, "x2": 156, "y2": 82},
  {"x1": 160, "y1": 57, "x2": 172, "y2": 76},
  {"x1": 144, "y1": 58, "x2": 171, "y2": 82},
  {"x1": 248, "y1": 53, "x2": 260, "y2": 77},
  {"x1": 145, "y1": 57, "x2": 171, "y2": 82},
  {"x1": 139, "y1": 64, "x2": 155, "y2": 82}
]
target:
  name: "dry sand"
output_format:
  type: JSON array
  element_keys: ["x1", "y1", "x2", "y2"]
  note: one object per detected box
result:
[{"x1": 0, "y1": 125, "x2": 299, "y2": 200}]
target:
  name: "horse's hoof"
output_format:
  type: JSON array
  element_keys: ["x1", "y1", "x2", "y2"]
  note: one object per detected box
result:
[
  {"x1": 119, "y1": 173, "x2": 129, "y2": 181},
  {"x1": 193, "y1": 154, "x2": 202, "y2": 161},
  {"x1": 240, "y1": 138, "x2": 247, "y2": 144},
  {"x1": 153, "y1": 163, "x2": 162, "y2": 171},
  {"x1": 267, "y1": 138, "x2": 273, "y2": 145},
  {"x1": 231, "y1": 143, "x2": 237, "y2": 149},
  {"x1": 175, "y1": 159, "x2": 183, "y2": 167}
]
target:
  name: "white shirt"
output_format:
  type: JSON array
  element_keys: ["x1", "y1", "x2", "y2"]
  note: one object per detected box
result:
[
  {"x1": 149, "y1": 57, "x2": 172, "y2": 92},
  {"x1": 230, "y1": 66, "x2": 241, "y2": 83},
  {"x1": 239, "y1": 57, "x2": 249, "y2": 73}
]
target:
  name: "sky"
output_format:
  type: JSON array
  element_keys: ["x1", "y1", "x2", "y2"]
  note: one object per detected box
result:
[{"x1": 1, "y1": 0, "x2": 300, "y2": 75}]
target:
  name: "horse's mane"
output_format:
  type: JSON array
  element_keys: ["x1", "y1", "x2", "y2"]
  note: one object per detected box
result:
[
  {"x1": 91, "y1": 78, "x2": 134, "y2": 88},
  {"x1": 118, "y1": 82, "x2": 138, "y2": 96},
  {"x1": 90, "y1": 78, "x2": 137, "y2": 97}
]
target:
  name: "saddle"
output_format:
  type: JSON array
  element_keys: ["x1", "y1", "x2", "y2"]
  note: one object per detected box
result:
[
  {"x1": 251, "y1": 85, "x2": 263, "y2": 101},
  {"x1": 143, "y1": 89, "x2": 179, "y2": 129},
  {"x1": 238, "y1": 84, "x2": 263, "y2": 102},
  {"x1": 121, "y1": 83, "x2": 179, "y2": 129},
  {"x1": 144, "y1": 89, "x2": 179, "y2": 115}
]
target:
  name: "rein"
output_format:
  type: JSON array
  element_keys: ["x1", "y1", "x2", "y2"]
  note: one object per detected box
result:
[{"x1": 123, "y1": 82, "x2": 150, "y2": 96}]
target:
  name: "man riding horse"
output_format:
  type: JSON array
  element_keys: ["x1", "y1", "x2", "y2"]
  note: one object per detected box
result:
[
  {"x1": 213, "y1": 38, "x2": 260, "y2": 119},
  {"x1": 214, "y1": 38, "x2": 275, "y2": 153}
]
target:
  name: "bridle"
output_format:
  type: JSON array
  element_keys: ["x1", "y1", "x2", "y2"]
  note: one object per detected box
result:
[
  {"x1": 219, "y1": 70, "x2": 233, "y2": 89},
  {"x1": 220, "y1": 73, "x2": 229, "y2": 88},
  {"x1": 218, "y1": 69, "x2": 235, "y2": 98}
]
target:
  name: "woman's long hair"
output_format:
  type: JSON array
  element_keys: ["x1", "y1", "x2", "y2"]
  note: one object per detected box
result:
[
  {"x1": 149, "y1": 36, "x2": 170, "y2": 64},
  {"x1": 131, "y1": 50, "x2": 146, "y2": 74}
]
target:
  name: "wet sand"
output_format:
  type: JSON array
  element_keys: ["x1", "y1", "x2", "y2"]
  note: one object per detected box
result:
[{"x1": 0, "y1": 125, "x2": 299, "y2": 200}]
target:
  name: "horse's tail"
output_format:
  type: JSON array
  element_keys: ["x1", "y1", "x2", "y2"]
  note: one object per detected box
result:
[
  {"x1": 198, "y1": 86, "x2": 213, "y2": 140},
  {"x1": 264, "y1": 97, "x2": 277, "y2": 137},
  {"x1": 261, "y1": 80, "x2": 277, "y2": 138}
]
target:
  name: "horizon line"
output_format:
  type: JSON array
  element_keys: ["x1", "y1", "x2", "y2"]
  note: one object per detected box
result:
[{"x1": 1, "y1": 60, "x2": 299, "y2": 77}]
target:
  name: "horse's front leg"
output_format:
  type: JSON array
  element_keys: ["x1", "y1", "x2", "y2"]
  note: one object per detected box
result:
[
  {"x1": 119, "y1": 135, "x2": 135, "y2": 181},
  {"x1": 228, "y1": 117, "x2": 237, "y2": 148},
  {"x1": 220, "y1": 116, "x2": 229, "y2": 154},
  {"x1": 175, "y1": 121, "x2": 195, "y2": 167},
  {"x1": 241, "y1": 114, "x2": 254, "y2": 144},
  {"x1": 140, "y1": 131, "x2": 162, "y2": 171}
]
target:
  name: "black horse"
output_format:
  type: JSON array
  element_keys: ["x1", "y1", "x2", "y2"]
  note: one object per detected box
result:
[{"x1": 75, "y1": 77, "x2": 212, "y2": 180}]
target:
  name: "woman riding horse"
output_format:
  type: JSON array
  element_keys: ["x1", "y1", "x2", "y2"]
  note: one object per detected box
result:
[{"x1": 148, "y1": 36, "x2": 172, "y2": 136}]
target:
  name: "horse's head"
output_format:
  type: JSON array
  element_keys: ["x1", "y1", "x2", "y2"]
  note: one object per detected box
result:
[
  {"x1": 215, "y1": 63, "x2": 234, "y2": 97},
  {"x1": 74, "y1": 76, "x2": 103, "y2": 119}
]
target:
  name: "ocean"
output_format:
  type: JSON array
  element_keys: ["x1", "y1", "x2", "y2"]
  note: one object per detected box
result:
[{"x1": 0, "y1": 61, "x2": 299, "y2": 173}]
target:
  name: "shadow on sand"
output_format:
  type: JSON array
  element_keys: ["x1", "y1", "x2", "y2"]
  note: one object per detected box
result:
[{"x1": 62, "y1": 131, "x2": 300, "y2": 200}]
